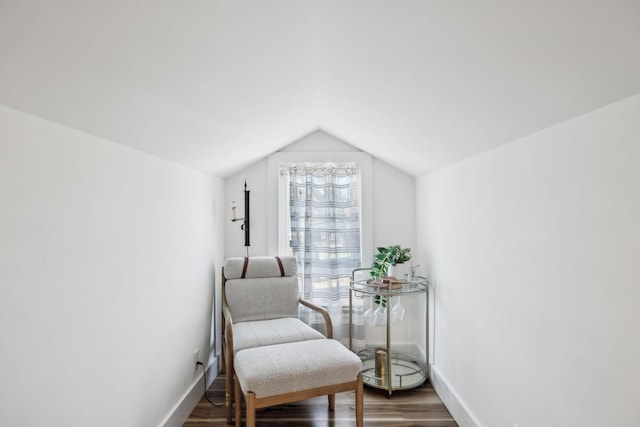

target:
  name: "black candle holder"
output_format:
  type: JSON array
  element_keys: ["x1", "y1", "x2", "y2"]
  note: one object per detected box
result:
[{"x1": 231, "y1": 180, "x2": 250, "y2": 248}]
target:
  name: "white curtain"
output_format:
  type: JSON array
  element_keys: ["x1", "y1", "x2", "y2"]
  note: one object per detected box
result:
[{"x1": 281, "y1": 163, "x2": 363, "y2": 346}]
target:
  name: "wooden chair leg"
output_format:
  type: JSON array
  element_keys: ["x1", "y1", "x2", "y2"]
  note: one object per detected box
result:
[
  {"x1": 328, "y1": 393, "x2": 335, "y2": 410},
  {"x1": 356, "y1": 373, "x2": 363, "y2": 427},
  {"x1": 246, "y1": 392, "x2": 256, "y2": 427},
  {"x1": 226, "y1": 352, "x2": 233, "y2": 424},
  {"x1": 235, "y1": 376, "x2": 242, "y2": 427}
]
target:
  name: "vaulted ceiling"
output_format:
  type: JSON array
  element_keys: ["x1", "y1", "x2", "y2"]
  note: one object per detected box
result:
[{"x1": 2, "y1": 1, "x2": 639, "y2": 177}]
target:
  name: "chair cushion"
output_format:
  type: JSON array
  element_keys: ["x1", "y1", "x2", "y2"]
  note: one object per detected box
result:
[
  {"x1": 224, "y1": 256, "x2": 297, "y2": 279},
  {"x1": 225, "y1": 276, "x2": 300, "y2": 322},
  {"x1": 232, "y1": 317, "x2": 325, "y2": 355},
  {"x1": 234, "y1": 339, "x2": 362, "y2": 399}
]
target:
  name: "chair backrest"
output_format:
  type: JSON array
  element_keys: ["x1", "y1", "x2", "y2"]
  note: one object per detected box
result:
[{"x1": 223, "y1": 256, "x2": 299, "y2": 322}]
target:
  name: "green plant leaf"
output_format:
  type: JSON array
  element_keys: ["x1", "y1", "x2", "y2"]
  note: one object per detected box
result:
[{"x1": 374, "y1": 295, "x2": 387, "y2": 307}]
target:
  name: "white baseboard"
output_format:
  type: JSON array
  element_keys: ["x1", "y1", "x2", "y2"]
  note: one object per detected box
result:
[
  {"x1": 160, "y1": 355, "x2": 220, "y2": 427},
  {"x1": 430, "y1": 365, "x2": 482, "y2": 427}
]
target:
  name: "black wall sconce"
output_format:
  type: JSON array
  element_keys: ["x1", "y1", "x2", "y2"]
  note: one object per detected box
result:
[{"x1": 231, "y1": 180, "x2": 250, "y2": 253}]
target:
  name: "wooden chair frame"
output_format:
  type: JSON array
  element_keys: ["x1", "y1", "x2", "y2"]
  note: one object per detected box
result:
[{"x1": 222, "y1": 267, "x2": 333, "y2": 424}]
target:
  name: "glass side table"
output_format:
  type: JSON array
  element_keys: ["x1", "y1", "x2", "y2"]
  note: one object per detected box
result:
[{"x1": 349, "y1": 268, "x2": 429, "y2": 396}]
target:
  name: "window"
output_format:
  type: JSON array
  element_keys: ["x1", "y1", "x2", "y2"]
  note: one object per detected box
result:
[
  {"x1": 279, "y1": 163, "x2": 360, "y2": 343},
  {"x1": 268, "y1": 151, "x2": 372, "y2": 346},
  {"x1": 282, "y1": 162, "x2": 361, "y2": 294}
]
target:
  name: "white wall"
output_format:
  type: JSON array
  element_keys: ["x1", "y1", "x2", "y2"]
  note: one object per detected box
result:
[
  {"x1": 417, "y1": 94, "x2": 640, "y2": 427},
  {"x1": 0, "y1": 106, "x2": 225, "y2": 427},
  {"x1": 371, "y1": 158, "x2": 416, "y2": 250},
  {"x1": 225, "y1": 130, "x2": 416, "y2": 260}
]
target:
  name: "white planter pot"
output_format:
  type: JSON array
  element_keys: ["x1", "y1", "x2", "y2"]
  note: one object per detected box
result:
[{"x1": 387, "y1": 262, "x2": 409, "y2": 280}]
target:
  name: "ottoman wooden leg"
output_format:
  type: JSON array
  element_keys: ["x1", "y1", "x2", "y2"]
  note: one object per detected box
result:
[
  {"x1": 328, "y1": 393, "x2": 335, "y2": 410},
  {"x1": 356, "y1": 373, "x2": 363, "y2": 427},
  {"x1": 246, "y1": 392, "x2": 256, "y2": 427}
]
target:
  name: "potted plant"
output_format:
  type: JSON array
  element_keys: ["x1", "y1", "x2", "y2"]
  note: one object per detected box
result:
[
  {"x1": 370, "y1": 245, "x2": 411, "y2": 280},
  {"x1": 370, "y1": 245, "x2": 411, "y2": 309}
]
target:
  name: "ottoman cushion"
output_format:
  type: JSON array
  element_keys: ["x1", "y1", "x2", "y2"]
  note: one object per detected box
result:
[{"x1": 235, "y1": 339, "x2": 362, "y2": 399}]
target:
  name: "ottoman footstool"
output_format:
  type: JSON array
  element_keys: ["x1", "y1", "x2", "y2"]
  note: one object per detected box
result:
[{"x1": 233, "y1": 339, "x2": 363, "y2": 427}]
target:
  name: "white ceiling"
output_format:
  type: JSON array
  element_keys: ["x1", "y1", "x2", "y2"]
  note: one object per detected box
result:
[{"x1": 1, "y1": 1, "x2": 639, "y2": 177}]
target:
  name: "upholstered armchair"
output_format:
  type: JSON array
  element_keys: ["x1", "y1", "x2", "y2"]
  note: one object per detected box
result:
[{"x1": 222, "y1": 256, "x2": 332, "y2": 423}]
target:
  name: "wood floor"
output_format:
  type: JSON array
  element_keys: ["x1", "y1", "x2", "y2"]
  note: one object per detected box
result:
[{"x1": 184, "y1": 374, "x2": 458, "y2": 427}]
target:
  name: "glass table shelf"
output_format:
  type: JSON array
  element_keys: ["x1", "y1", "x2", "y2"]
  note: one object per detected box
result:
[{"x1": 357, "y1": 349, "x2": 427, "y2": 390}]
